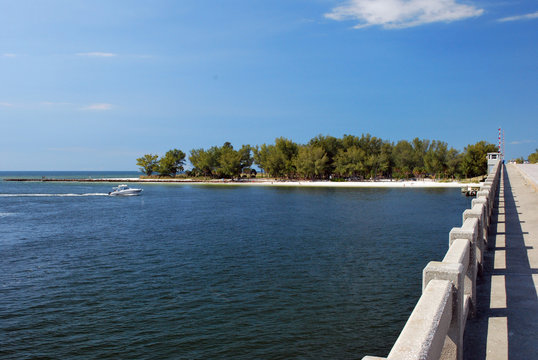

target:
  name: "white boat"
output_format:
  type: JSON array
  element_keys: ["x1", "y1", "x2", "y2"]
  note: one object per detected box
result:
[{"x1": 108, "y1": 184, "x2": 143, "y2": 196}]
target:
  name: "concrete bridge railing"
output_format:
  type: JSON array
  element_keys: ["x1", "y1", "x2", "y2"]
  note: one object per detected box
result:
[{"x1": 363, "y1": 161, "x2": 502, "y2": 360}]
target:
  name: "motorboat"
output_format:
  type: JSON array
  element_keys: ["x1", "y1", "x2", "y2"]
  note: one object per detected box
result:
[{"x1": 108, "y1": 184, "x2": 143, "y2": 196}]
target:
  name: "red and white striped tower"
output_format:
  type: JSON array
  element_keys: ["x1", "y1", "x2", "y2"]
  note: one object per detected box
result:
[
  {"x1": 498, "y1": 128, "x2": 502, "y2": 154},
  {"x1": 502, "y1": 129, "x2": 505, "y2": 159}
]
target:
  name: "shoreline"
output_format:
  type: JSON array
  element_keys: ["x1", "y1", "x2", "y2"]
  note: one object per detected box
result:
[{"x1": 3, "y1": 177, "x2": 476, "y2": 188}]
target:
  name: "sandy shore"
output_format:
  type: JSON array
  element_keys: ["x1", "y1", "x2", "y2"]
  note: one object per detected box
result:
[{"x1": 94, "y1": 178, "x2": 475, "y2": 188}]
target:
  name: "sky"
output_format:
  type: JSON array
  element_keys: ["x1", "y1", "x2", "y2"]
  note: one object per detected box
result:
[{"x1": 0, "y1": 0, "x2": 536, "y2": 170}]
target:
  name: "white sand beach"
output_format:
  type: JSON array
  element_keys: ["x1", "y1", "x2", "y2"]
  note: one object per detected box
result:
[{"x1": 99, "y1": 178, "x2": 475, "y2": 188}]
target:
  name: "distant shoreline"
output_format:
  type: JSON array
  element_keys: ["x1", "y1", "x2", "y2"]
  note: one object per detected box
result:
[{"x1": 3, "y1": 177, "x2": 475, "y2": 188}]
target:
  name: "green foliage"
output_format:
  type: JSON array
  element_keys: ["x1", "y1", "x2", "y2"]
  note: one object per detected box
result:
[
  {"x1": 378, "y1": 142, "x2": 394, "y2": 178},
  {"x1": 334, "y1": 146, "x2": 366, "y2": 179},
  {"x1": 189, "y1": 147, "x2": 219, "y2": 177},
  {"x1": 308, "y1": 134, "x2": 342, "y2": 175},
  {"x1": 393, "y1": 140, "x2": 414, "y2": 178},
  {"x1": 528, "y1": 149, "x2": 538, "y2": 164},
  {"x1": 424, "y1": 140, "x2": 448, "y2": 179},
  {"x1": 460, "y1": 141, "x2": 498, "y2": 178},
  {"x1": 216, "y1": 143, "x2": 241, "y2": 178},
  {"x1": 514, "y1": 157, "x2": 524, "y2": 164},
  {"x1": 253, "y1": 137, "x2": 298, "y2": 178},
  {"x1": 446, "y1": 148, "x2": 463, "y2": 179},
  {"x1": 158, "y1": 149, "x2": 186, "y2": 177},
  {"x1": 137, "y1": 135, "x2": 498, "y2": 181},
  {"x1": 136, "y1": 154, "x2": 159, "y2": 176},
  {"x1": 295, "y1": 145, "x2": 329, "y2": 179},
  {"x1": 189, "y1": 143, "x2": 253, "y2": 178}
]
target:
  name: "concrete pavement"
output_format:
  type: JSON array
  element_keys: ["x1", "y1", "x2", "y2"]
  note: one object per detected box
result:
[
  {"x1": 463, "y1": 164, "x2": 538, "y2": 359},
  {"x1": 516, "y1": 164, "x2": 538, "y2": 192}
]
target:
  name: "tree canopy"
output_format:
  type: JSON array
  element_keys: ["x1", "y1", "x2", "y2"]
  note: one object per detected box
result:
[
  {"x1": 136, "y1": 154, "x2": 159, "y2": 176},
  {"x1": 158, "y1": 149, "x2": 186, "y2": 177},
  {"x1": 189, "y1": 143, "x2": 254, "y2": 178},
  {"x1": 137, "y1": 135, "x2": 498, "y2": 180},
  {"x1": 460, "y1": 141, "x2": 498, "y2": 178},
  {"x1": 528, "y1": 149, "x2": 538, "y2": 164}
]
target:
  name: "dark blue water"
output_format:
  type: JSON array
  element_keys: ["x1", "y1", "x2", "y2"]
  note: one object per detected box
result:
[{"x1": 0, "y1": 174, "x2": 471, "y2": 359}]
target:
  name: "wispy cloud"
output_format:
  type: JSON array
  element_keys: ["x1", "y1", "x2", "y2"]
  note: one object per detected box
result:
[
  {"x1": 47, "y1": 146, "x2": 95, "y2": 152},
  {"x1": 510, "y1": 139, "x2": 536, "y2": 145},
  {"x1": 81, "y1": 103, "x2": 114, "y2": 111},
  {"x1": 2, "y1": 53, "x2": 17, "y2": 58},
  {"x1": 76, "y1": 52, "x2": 117, "y2": 57},
  {"x1": 40, "y1": 101, "x2": 72, "y2": 107},
  {"x1": 325, "y1": 0, "x2": 484, "y2": 29},
  {"x1": 498, "y1": 11, "x2": 538, "y2": 23},
  {"x1": 1, "y1": 101, "x2": 115, "y2": 110}
]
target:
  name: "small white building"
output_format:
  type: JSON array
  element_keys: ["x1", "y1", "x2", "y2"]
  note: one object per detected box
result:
[{"x1": 487, "y1": 152, "x2": 501, "y2": 174}]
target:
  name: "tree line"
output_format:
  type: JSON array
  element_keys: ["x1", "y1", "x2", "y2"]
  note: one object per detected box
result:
[
  {"x1": 529, "y1": 149, "x2": 538, "y2": 164},
  {"x1": 513, "y1": 149, "x2": 538, "y2": 164},
  {"x1": 136, "y1": 135, "x2": 498, "y2": 180}
]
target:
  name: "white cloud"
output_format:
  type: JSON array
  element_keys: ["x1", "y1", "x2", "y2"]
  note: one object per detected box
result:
[
  {"x1": 40, "y1": 101, "x2": 72, "y2": 106},
  {"x1": 2, "y1": 53, "x2": 16, "y2": 58},
  {"x1": 498, "y1": 11, "x2": 538, "y2": 23},
  {"x1": 510, "y1": 139, "x2": 536, "y2": 145},
  {"x1": 0, "y1": 102, "x2": 14, "y2": 107},
  {"x1": 325, "y1": 0, "x2": 484, "y2": 29},
  {"x1": 76, "y1": 52, "x2": 117, "y2": 57},
  {"x1": 81, "y1": 103, "x2": 114, "y2": 111}
]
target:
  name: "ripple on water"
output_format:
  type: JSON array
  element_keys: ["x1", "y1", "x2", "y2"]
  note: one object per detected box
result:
[{"x1": 0, "y1": 183, "x2": 471, "y2": 359}]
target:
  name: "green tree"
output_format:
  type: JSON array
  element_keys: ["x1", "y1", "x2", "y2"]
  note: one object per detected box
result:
[
  {"x1": 460, "y1": 141, "x2": 498, "y2": 178},
  {"x1": 189, "y1": 147, "x2": 220, "y2": 177},
  {"x1": 238, "y1": 144, "x2": 254, "y2": 174},
  {"x1": 216, "y1": 142, "x2": 242, "y2": 178},
  {"x1": 295, "y1": 145, "x2": 329, "y2": 180},
  {"x1": 136, "y1": 154, "x2": 159, "y2": 176},
  {"x1": 424, "y1": 140, "x2": 448, "y2": 178},
  {"x1": 378, "y1": 142, "x2": 394, "y2": 179},
  {"x1": 334, "y1": 146, "x2": 366, "y2": 178},
  {"x1": 528, "y1": 149, "x2": 538, "y2": 164},
  {"x1": 358, "y1": 134, "x2": 384, "y2": 179},
  {"x1": 341, "y1": 134, "x2": 360, "y2": 149},
  {"x1": 308, "y1": 134, "x2": 342, "y2": 176},
  {"x1": 411, "y1": 138, "x2": 430, "y2": 172},
  {"x1": 393, "y1": 140, "x2": 414, "y2": 179},
  {"x1": 446, "y1": 148, "x2": 462, "y2": 179},
  {"x1": 254, "y1": 137, "x2": 298, "y2": 178},
  {"x1": 158, "y1": 149, "x2": 186, "y2": 177},
  {"x1": 189, "y1": 143, "x2": 253, "y2": 178}
]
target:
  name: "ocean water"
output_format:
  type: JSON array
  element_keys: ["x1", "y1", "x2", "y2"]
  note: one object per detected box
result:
[{"x1": 0, "y1": 173, "x2": 471, "y2": 359}]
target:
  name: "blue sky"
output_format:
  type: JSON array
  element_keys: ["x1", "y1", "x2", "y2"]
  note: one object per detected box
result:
[{"x1": 1, "y1": 0, "x2": 536, "y2": 170}]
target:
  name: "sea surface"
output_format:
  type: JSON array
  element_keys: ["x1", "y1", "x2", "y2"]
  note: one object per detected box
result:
[{"x1": 0, "y1": 172, "x2": 471, "y2": 359}]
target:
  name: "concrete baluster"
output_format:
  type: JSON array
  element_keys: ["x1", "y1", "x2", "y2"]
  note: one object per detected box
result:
[
  {"x1": 386, "y1": 280, "x2": 453, "y2": 360},
  {"x1": 462, "y1": 204, "x2": 486, "y2": 274},
  {"x1": 472, "y1": 197, "x2": 489, "y2": 229},
  {"x1": 423, "y1": 260, "x2": 465, "y2": 360},
  {"x1": 449, "y1": 218, "x2": 478, "y2": 315}
]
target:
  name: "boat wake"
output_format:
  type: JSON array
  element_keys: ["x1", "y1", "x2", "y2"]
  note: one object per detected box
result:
[{"x1": 0, "y1": 193, "x2": 110, "y2": 197}]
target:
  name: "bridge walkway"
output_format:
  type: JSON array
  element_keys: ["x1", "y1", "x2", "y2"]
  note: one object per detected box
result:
[{"x1": 463, "y1": 164, "x2": 538, "y2": 359}]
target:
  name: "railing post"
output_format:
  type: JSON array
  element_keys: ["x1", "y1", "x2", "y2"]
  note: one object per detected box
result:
[
  {"x1": 423, "y1": 262, "x2": 465, "y2": 360},
  {"x1": 462, "y1": 204, "x2": 486, "y2": 275},
  {"x1": 472, "y1": 197, "x2": 489, "y2": 228},
  {"x1": 387, "y1": 280, "x2": 453, "y2": 360},
  {"x1": 449, "y1": 218, "x2": 478, "y2": 315}
]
